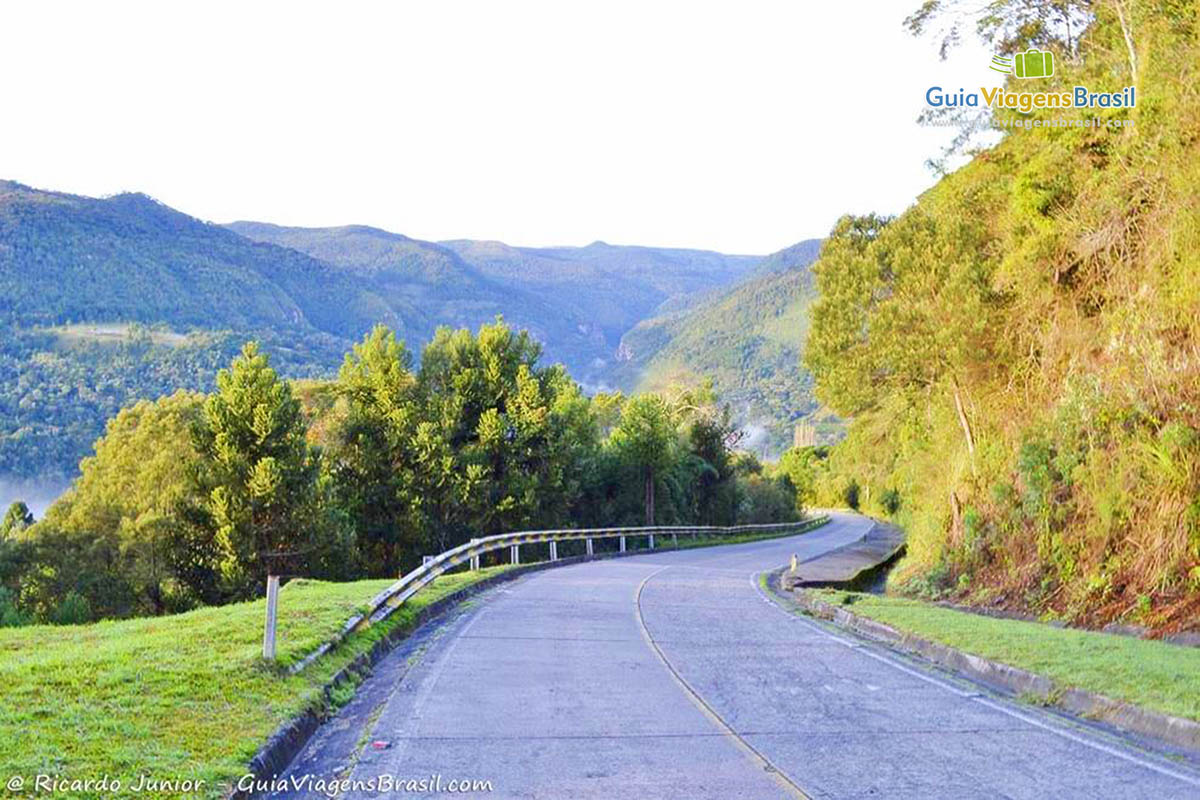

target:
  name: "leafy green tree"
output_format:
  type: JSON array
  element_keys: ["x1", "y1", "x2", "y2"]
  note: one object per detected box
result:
[
  {"x1": 193, "y1": 342, "x2": 319, "y2": 594},
  {"x1": 36, "y1": 391, "x2": 213, "y2": 613},
  {"x1": 777, "y1": 446, "x2": 827, "y2": 512},
  {"x1": 609, "y1": 394, "x2": 678, "y2": 525}
]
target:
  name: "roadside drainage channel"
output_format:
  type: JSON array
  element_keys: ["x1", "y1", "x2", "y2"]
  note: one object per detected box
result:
[
  {"x1": 235, "y1": 521, "x2": 832, "y2": 798},
  {"x1": 781, "y1": 518, "x2": 906, "y2": 592},
  {"x1": 785, "y1": 586, "x2": 1200, "y2": 758}
]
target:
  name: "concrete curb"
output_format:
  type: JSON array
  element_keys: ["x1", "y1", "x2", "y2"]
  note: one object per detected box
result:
[
  {"x1": 792, "y1": 590, "x2": 1200, "y2": 755},
  {"x1": 234, "y1": 519, "x2": 832, "y2": 797}
]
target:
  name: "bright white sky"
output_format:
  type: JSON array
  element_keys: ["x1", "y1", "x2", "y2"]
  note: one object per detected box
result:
[{"x1": 1, "y1": 1, "x2": 991, "y2": 254}]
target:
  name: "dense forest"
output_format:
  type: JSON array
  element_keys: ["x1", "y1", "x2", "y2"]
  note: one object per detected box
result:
[
  {"x1": 0, "y1": 320, "x2": 800, "y2": 626},
  {"x1": 799, "y1": 0, "x2": 1199, "y2": 633}
]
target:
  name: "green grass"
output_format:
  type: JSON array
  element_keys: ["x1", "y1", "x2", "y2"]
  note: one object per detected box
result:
[
  {"x1": 814, "y1": 590, "x2": 1200, "y2": 723},
  {"x1": 0, "y1": 566, "x2": 512, "y2": 798}
]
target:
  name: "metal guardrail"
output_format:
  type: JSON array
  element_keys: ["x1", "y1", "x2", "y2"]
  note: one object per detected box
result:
[{"x1": 284, "y1": 516, "x2": 829, "y2": 673}]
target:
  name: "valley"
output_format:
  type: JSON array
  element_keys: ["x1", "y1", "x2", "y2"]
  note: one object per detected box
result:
[{"x1": 0, "y1": 180, "x2": 824, "y2": 490}]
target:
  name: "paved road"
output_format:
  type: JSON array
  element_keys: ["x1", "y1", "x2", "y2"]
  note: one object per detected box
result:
[{"x1": 280, "y1": 513, "x2": 1200, "y2": 799}]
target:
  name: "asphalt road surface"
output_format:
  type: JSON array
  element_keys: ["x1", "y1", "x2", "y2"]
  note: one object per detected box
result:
[{"x1": 279, "y1": 512, "x2": 1200, "y2": 799}]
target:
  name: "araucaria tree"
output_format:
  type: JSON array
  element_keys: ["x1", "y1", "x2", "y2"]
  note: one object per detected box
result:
[
  {"x1": 193, "y1": 342, "x2": 319, "y2": 594},
  {"x1": 326, "y1": 325, "x2": 422, "y2": 577}
]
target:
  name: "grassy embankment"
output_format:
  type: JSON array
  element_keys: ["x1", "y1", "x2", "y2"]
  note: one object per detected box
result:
[
  {"x1": 814, "y1": 589, "x2": 1200, "y2": 723},
  {"x1": 0, "y1": 567, "x2": 512, "y2": 798}
]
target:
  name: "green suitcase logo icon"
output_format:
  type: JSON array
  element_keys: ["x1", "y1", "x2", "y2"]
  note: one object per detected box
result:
[{"x1": 1013, "y1": 49, "x2": 1054, "y2": 79}]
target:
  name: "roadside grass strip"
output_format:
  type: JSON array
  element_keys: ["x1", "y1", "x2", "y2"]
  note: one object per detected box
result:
[
  {"x1": 0, "y1": 568, "x2": 512, "y2": 798},
  {"x1": 815, "y1": 590, "x2": 1200, "y2": 723}
]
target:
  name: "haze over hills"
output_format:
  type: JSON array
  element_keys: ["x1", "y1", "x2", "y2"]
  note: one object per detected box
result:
[
  {"x1": 610, "y1": 238, "x2": 824, "y2": 453},
  {"x1": 0, "y1": 179, "x2": 823, "y2": 496}
]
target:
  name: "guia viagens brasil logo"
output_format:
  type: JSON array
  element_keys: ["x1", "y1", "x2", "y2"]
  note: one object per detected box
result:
[{"x1": 927, "y1": 49, "x2": 1135, "y2": 113}]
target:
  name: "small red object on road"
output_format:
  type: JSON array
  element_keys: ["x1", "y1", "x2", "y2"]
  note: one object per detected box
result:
[{"x1": 371, "y1": 740, "x2": 391, "y2": 750}]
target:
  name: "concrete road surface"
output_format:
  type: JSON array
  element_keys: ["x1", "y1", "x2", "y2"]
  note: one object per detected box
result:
[{"x1": 277, "y1": 512, "x2": 1200, "y2": 799}]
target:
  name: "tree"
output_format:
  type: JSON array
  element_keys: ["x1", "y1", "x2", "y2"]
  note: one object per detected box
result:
[
  {"x1": 193, "y1": 342, "x2": 319, "y2": 594},
  {"x1": 685, "y1": 403, "x2": 742, "y2": 525},
  {"x1": 37, "y1": 391, "x2": 213, "y2": 613},
  {"x1": 805, "y1": 211, "x2": 997, "y2": 463},
  {"x1": 609, "y1": 394, "x2": 678, "y2": 525},
  {"x1": 905, "y1": 0, "x2": 1092, "y2": 60},
  {"x1": 777, "y1": 446, "x2": 828, "y2": 512},
  {"x1": 326, "y1": 325, "x2": 421, "y2": 576},
  {"x1": 409, "y1": 318, "x2": 599, "y2": 549},
  {"x1": 1, "y1": 502, "x2": 33, "y2": 539}
]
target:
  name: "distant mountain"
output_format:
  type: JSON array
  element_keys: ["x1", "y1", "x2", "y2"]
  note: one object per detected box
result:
[
  {"x1": 605, "y1": 239, "x2": 824, "y2": 455},
  {"x1": 0, "y1": 180, "x2": 791, "y2": 487},
  {"x1": 440, "y1": 239, "x2": 761, "y2": 341},
  {"x1": 0, "y1": 181, "x2": 397, "y2": 341},
  {"x1": 231, "y1": 224, "x2": 763, "y2": 379},
  {"x1": 224, "y1": 221, "x2": 610, "y2": 373}
]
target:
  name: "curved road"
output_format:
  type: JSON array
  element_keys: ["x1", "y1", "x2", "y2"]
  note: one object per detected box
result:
[{"x1": 281, "y1": 513, "x2": 1200, "y2": 799}]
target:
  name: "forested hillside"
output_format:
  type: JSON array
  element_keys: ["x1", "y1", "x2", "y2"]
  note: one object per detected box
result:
[
  {"x1": 0, "y1": 183, "x2": 375, "y2": 482},
  {"x1": 0, "y1": 185, "x2": 790, "y2": 489},
  {"x1": 234, "y1": 223, "x2": 764, "y2": 377},
  {"x1": 224, "y1": 222, "x2": 610, "y2": 374},
  {"x1": 0, "y1": 182, "x2": 396, "y2": 338},
  {"x1": 803, "y1": 1, "x2": 1199, "y2": 633},
  {"x1": 613, "y1": 239, "x2": 824, "y2": 454}
]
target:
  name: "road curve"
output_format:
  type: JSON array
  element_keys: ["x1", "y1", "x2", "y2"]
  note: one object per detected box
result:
[{"x1": 281, "y1": 513, "x2": 1200, "y2": 799}]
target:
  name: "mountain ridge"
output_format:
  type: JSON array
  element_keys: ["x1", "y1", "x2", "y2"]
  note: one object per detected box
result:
[{"x1": 1, "y1": 179, "x2": 820, "y2": 488}]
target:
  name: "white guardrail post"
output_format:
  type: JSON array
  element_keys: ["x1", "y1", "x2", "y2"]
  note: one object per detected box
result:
[
  {"x1": 510, "y1": 543, "x2": 520, "y2": 564},
  {"x1": 648, "y1": 533, "x2": 655, "y2": 549},
  {"x1": 619, "y1": 535, "x2": 626, "y2": 553},
  {"x1": 263, "y1": 574, "x2": 280, "y2": 661},
  {"x1": 549, "y1": 541, "x2": 558, "y2": 561},
  {"x1": 469, "y1": 539, "x2": 480, "y2": 571},
  {"x1": 586, "y1": 537, "x2": 593, "y2": 557}
]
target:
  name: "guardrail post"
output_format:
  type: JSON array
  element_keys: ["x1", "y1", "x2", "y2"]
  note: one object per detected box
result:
[
  {"x1": 510, "y1": 544, "x2": 520, "y2": 565},
  {"x1": 648, "y1": 533, "x2": 655, "y2": 549},
  {"x1": 586, "y1": 537, "x2": 593, "y2": 557},
  {"x1": 672, "y1": 532, "x2": 678, "y2": 546},
  {"x1": 470, "y1": 538, "x2": 480, "y2": 571},
  {"x1": 550, "y1": 541, "x2": 558, "y2": 561},
  {"x1": 619, "y1": 535, "x2": 626, "y2": 553},
  {"x1": 263, "y1": 574, "x2": 280, "y2": 661}
]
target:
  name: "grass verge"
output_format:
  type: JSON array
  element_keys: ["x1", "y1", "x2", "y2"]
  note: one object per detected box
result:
[
  {"x1": 815, "y1": 590, "x2": 1200, "y2": 723},
  {"x1": 0, "y1": 566, "x2": 513, "y2": 798}
]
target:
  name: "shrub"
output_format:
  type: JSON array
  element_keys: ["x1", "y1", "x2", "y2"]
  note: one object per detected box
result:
[
  {"x1": 881, "y1": 488, "x2": 901, "y2": 515},
  {"x1": 843, "y1": 479, "x2": 861, "y2": 510}
]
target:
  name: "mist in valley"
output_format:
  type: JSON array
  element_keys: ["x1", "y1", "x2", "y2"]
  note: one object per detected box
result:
[{"x1": 0, "y1": 476, "x2": 71, "y2": 520}]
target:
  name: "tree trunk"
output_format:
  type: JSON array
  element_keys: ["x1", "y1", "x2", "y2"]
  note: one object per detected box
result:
[
  {"x1": 949, "y1": 488, "x2": 963, "y2": 549},
  {"x1": 1114, "y1": 0, "x2": 1138, "y2": 84},
  {"x1": 951, "y1": 379, "x2": 975, "y2": 459},
  {"x1": 644, "y1": 469, "x2": 655, "y2": 526}
]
